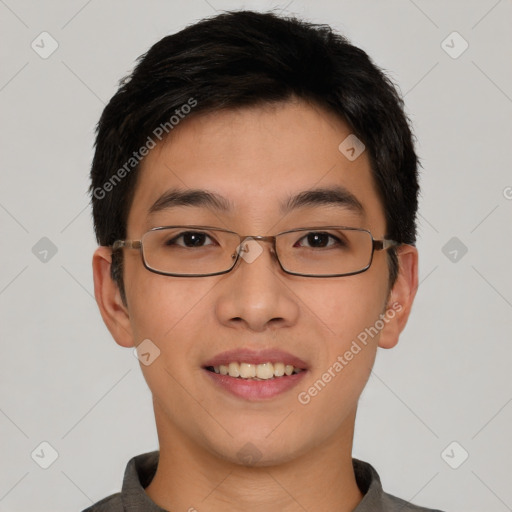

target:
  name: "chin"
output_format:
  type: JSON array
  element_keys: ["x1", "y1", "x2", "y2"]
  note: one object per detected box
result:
[{"x1": 205, "y1": 431, "x2": 307, "y2": 468}]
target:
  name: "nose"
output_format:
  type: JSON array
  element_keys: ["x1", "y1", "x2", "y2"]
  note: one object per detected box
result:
[{"x1": 215, "y1": 236, "x2": 300, "y2": 333}]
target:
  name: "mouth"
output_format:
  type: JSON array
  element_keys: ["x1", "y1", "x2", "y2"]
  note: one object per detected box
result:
[
  {"x1": 202, "y1": 349, "x2": 308, "y2": 400},
  {"x1": 204, "y1": 362, "x2": 304, "y2": 380}
]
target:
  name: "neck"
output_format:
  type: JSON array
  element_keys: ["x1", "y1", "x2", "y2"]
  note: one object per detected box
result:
[{"x1": 145, "y1": 403, "x2": 364, "y2": 512}]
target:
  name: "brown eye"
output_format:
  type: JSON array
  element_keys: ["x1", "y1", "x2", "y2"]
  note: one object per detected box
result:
[
  {"x1": 165, "y1": 231, "x2": 215, "y2": 248},
  {"x1": 294, "y1": 232, "x2": 345, "y2": 249}
]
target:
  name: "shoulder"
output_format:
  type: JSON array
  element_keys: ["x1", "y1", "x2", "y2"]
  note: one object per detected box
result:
[
  {"x1": 81, "y1": 492, "x2": 123, "y2": 511},
  {"x1": 80, "y1": 451, "x2": 161, "y2": 511},
  {"x1": 352, "y1": 458, "x2": 446, "y2": 512},
  {"x1": 381, "y1": 490, "x2": 446, "y2": 512}
]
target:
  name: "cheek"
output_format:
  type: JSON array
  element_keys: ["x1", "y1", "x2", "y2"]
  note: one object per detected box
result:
[
  {"x1": 125, "y1": 271, "x2": 212, "y2": 396},
  {"x1": 124, "y1": 260, "x2": 210, "y2": 344},
  {"x1": 297, "y1": 267, "x2": 389, "y2": 342},
  {"x1": 295, "y1": 271, "x2": 387, "y2": 393}
]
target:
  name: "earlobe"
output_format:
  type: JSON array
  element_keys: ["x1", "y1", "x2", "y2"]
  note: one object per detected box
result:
[
  {"x1": 378, "y1": 245, "x2": 419, "y2": 349},
  {"x1": 92, "y1": 246, "x2": 135, "y2": 348}
]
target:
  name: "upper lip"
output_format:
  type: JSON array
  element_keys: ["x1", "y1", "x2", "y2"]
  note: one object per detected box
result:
[{"x1": 203, "y1": 349, "x2": 309, "y2": 370}]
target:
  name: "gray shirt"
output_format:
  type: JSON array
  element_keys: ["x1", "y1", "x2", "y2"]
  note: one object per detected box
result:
[{"x1": 82, "y1": 451, "x2": 445, "y2": 511}]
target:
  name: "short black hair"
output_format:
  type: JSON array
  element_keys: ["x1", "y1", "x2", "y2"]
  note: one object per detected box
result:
[{"x1": 90, "y1": 9, "x2": 419, "y2": 302}]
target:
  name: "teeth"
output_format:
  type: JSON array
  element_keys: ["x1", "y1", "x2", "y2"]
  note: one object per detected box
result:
[
  {"x1": 212, "y1": 362, "x2": 304, "y2": 379},
  {"x1": 228, "y1": 362, "x2": 240, "y2": 377},
  {"x1": 274, "y1": 362, "x2": 285, "y2": 377},
  {"x1": 256, "y1": 362, "x2": 274, "y2": 379},
  {"x1": 239, "y1": 363, "x2": 256, "y2": 378}
]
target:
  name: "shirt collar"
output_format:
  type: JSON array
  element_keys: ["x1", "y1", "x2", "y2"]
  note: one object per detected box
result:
[{"x1": 121, "y1": 450, "x2": 386, "y2": 511}]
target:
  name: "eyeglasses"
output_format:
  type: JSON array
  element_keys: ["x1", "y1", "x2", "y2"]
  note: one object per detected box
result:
[{"x1": 112, "y1": 225, "x2": 401, "y2": 278}]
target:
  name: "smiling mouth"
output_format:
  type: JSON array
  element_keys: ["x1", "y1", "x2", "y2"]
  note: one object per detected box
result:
[{"x1": 205, "y1": 362, "x2": 305, "y2": 380}]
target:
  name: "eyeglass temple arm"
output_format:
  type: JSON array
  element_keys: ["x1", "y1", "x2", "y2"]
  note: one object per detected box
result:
[
  {"x1": 112, "y1": 240, "x2": 142, "y2": 250},
  {"x1": 373, "y1": 239, "x2": 401, "y2": 251}
]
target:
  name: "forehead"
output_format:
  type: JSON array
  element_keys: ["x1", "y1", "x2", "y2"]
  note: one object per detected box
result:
[{"x1": 127, "y1": 99, "x2": 386, "y2": 233}]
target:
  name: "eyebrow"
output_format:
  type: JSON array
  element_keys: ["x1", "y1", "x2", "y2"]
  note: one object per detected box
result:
[
  {"x1": 148, "y1": 185, "x2": 365, "y2": 217},
  {"x1": 281, "y1": 186, "x2": 364, "y2": 215}
]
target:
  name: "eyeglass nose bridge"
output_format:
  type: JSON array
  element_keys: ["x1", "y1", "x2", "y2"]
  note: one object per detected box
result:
[{"x1": 232, "y1": 234, "x2": 279, "y2": 264}]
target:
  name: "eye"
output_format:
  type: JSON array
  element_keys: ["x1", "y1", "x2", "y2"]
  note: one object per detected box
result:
[
  {"x1": 165, "y1": 231, "x2": 216, "y2": 248},
  {"x1": 294, "y1": 231, "x2": 346, "y2": 249}
]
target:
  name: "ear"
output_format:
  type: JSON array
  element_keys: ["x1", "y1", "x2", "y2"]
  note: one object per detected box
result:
[
  {"x1": 378, "y1": 244, "x2": 419, "y2": 349},
  {"x1": 92, "y1": 246, "x2": 135, "y2": 348}
]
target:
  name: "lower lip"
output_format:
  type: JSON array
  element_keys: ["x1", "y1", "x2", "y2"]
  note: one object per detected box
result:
[{"x1": 203, "y1": 368, "x2": 307, "y2": 400}]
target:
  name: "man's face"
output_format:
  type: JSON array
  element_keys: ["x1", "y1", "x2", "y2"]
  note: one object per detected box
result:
[{"x1": 109, "y1": 99, "x2": 409, "y2": 464}]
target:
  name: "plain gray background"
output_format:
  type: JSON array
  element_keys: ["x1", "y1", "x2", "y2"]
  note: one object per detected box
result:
[{"x1": 1, "y1": 1, "x2": 511, "y2": 511}]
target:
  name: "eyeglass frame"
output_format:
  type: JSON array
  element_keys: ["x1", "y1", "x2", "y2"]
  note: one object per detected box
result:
[{"x1": 111, "y1": 225, "x2": 402, "y2": 278}]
